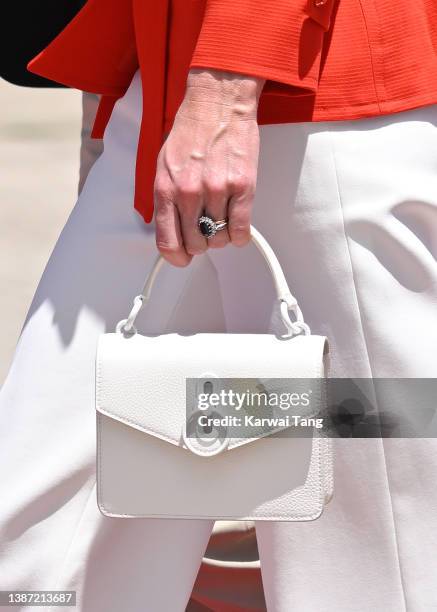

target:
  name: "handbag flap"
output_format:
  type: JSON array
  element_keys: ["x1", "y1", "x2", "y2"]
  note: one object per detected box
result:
[{"x1": 96, "y1": 331, "x2": 328, "y2": 456}]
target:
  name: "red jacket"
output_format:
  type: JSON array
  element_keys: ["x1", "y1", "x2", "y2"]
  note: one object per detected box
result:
[{"x1": 28, "y1": 0, "x2": 437, "y2": 223}]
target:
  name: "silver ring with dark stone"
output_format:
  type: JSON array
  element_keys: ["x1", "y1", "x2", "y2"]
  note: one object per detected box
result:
[{"x1": 198, "y1": 215, "x2": 228, "y2": 238}]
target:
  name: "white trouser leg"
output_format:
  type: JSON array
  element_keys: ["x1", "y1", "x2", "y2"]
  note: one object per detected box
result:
[
  {"x1": 206, "y1": 111, "x2": 437, "y2": 611},
  {"x1": 0, "y1": 71, "x2": 219, "y2": 612}
]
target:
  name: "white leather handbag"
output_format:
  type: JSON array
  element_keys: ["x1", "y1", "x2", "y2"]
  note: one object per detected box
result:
[{"x1": 95, "y1": 225, "x2": 333, "y2": 520}]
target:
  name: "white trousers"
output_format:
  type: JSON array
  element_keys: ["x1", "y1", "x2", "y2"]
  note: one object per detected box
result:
[{"x1": 1, "y1": 70, "x2": 437, "y2": 612}]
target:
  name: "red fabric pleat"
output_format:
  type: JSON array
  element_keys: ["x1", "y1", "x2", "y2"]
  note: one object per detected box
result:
[{"x1": 91, "y1": 95, "x2": 119, "y2": 139}]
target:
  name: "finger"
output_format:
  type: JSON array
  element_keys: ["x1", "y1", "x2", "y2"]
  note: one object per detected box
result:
[
  {"x1": 227, "y1": 190, "x2": 254, "y2": 247},
  {"x1": 155, "y1": 192, "x2": 193, "y2": 267},
  {"x1": 203, "y1": 182, "x2": 231, "y2": 249},
  {"x1": 176, "y1": 186, "x2": 208, "y2": 256}
]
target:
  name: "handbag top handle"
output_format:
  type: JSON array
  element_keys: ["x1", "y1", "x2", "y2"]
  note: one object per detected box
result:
[{"x1": 117, "y1": 225, "x2": 310, "y2": 338}]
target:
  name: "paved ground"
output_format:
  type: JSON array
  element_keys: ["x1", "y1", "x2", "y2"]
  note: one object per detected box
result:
[{"x1": 0, "y1": 78, "x2": 82, "y2": 384}]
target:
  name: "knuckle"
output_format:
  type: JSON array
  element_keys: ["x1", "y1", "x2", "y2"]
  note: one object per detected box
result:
[
  {"x1": 229, "y1": 222, "x2": 251, "y2": 244},
  {"x1": 153, "y1": 176, "x2": 172, "y2": 199},
  {"x1": 157, "y1": 243, "x2": 191, "y2": 267},
  {"x1": 203, "y1": 178, "x2": 226, "y2": 196},
  {"x1": 154, "y1": 204, "x2": 171, "y2": 222},
  {"x1": 156, "y1": 242, "x2": 180, "y2": 256},
  {"x1": 186, "y1": 238, "x2": 208, "y2": 256},
  {"x1": 154, "y1": 188, "x2": 172, "y2": 205},
  {"x1": 227, "y1": 175, "x2": 252, "y2": 193},
  {"x1": 186, "y1": 246, "x2": 207, "y2": 256},
  {"x1": 229, "y1": 220, "x2": 249, "y2": 234},
  {"x1": 175, "y1": 179, "x2": 202, "y2": 200}
]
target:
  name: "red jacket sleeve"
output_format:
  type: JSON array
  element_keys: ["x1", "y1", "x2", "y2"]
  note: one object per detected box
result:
[{"x1": 189, "y1": 0, "x2": 337, "y2": 92}]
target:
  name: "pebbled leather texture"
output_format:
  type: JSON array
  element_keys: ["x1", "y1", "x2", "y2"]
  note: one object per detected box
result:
[{"x1": 95, "y1": 331, "x2": 333, "y2": 520}]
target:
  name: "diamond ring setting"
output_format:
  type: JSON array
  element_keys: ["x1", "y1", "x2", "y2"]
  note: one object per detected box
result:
[{"x1": 198, "y1": 215, "x2": 228, "y2": 238}]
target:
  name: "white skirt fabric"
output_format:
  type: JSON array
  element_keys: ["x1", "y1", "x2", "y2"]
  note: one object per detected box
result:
[{"x1": 1, "y1": 70, "x2": 437, "y2": 612}]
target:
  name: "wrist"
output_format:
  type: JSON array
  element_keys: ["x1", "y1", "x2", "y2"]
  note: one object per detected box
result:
[{"x1": 184, "y1": 68, "x2": 265, "y2": 118}]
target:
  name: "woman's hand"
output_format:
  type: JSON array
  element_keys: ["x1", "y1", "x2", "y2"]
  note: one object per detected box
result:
[{"x1": 153, "y1": 68, "x2": 265, "y2": 267}]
